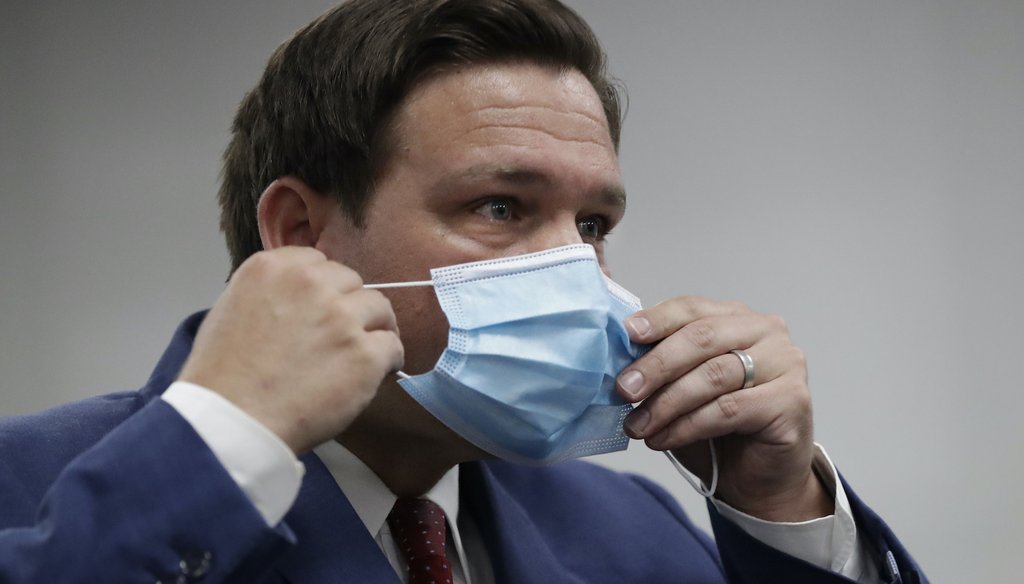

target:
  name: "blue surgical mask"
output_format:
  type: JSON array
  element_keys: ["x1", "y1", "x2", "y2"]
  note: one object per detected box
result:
[{"x1": 365, "y1": 244, "x2": 647, "y2": 465}]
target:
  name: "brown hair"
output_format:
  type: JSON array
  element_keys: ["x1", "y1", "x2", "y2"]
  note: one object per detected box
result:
[{"x1": 218, "y1": 0, "x2": 623, "y2": 272}]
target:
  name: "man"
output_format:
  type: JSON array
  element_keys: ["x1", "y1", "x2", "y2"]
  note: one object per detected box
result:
[{"x1": 0, "y1": 1, "x2": 927, "y2": 582}]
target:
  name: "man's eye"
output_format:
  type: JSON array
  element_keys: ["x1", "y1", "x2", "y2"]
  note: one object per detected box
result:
[
  {"x1": 577, "y1": 216, "x2": 607, "y2": 241},
  {"x1": 475, "y1": 198, "x2": 514, "y2": 221}
]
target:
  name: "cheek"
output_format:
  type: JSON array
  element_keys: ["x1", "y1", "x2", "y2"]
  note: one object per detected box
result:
[{"x1": 386, "y1": 287, "x2": 450, "y2": 375}]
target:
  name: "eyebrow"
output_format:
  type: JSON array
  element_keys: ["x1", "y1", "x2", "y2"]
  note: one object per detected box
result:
[{"x1": 442, "y1": 163, "x2": 628, "y2": 209}]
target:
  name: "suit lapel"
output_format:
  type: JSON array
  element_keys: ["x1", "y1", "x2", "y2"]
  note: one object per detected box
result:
[
  {"x1": 273, "y1": 453, "x2": 400, "y2": 583},
  {"x1": 461, "y1": 462, "x2": 580, "y2": 584}
]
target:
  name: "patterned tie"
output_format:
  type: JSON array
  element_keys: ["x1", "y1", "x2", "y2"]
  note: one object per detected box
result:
[{"x1": 387, "y1": 497, "x2": 454, "y2": 584}]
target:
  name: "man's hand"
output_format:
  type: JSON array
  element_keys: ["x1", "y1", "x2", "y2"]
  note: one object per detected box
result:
[
  {"x1": 617, "y1": 297, "x2": 833, "y2": 522},
  {"x1": 178, "y1": 247, "x2": 404, "y2": 455}
]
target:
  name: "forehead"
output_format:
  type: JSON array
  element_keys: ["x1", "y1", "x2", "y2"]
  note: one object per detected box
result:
[{"x1": 387, "y1": 62, "x2": 617, "y2": 162}]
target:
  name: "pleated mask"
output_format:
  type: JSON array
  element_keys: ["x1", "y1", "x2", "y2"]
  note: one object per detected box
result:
[{"x1": 366, "y1": 244, "x2": 648, "y2": 465}]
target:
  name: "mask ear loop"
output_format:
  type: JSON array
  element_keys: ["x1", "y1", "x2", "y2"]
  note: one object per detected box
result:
[
  {"x1": 663, "y1": 438, "x2": 718, "y2": 499},
  {"x1": 363, "y1": 280, "x2": 435, "y2": 381},
  {"x1": 363, "y1": 281, "x2": 434, "y2": 289}
]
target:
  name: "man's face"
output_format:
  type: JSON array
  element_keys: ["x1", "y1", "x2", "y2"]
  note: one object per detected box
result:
[{"x1": 319, "y1": 62, "x2": 625, "y2": 443}]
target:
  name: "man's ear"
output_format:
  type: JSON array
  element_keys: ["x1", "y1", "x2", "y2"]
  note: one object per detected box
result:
[{"x1": 257, "y1": 177, "x2": 335, "y2": 250}]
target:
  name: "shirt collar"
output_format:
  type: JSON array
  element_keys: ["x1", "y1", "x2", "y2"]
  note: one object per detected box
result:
[{"x1": 312, "y1": 439, "x2": 461, "y2": 538}]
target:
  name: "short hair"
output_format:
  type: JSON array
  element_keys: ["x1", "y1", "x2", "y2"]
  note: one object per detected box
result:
[{"x1": 218, "y1": 0, "x2": 623, "y2": 272}]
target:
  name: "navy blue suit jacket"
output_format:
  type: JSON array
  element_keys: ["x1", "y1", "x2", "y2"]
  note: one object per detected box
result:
[{"x1": 0, "y1": 312, "x2": 927, "y2": 583}]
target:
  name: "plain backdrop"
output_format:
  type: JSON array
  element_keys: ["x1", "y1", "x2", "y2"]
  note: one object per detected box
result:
[{"x1": 2, "y1": 1, "x2": 1021, "y2": 582}]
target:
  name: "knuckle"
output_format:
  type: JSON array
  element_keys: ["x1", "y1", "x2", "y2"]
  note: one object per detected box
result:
[
  {"x1": 238, "y1": 251, "x2": 275, "y2": 278},
  {"x1": 305, "y1": 247, "x2": 328, "y2": 261},
  {"x1": 391, "y1": 334, "x2": 406, "y2": 362},
  {"x1": 715, "y1": 392, "x2": 741, "y2": 420},
  {"x1": 645, "y1": 350, "x2": 671, "y2": 379},
  {"x1": 725, "y1": 300, "x2": 749, "y2": 314},
  {"x1": 352, "y1": 335, "x2": 378, "y2": 364},
  {"x1": 680, "y1": 296, "x2": 706, "y2": 317},
  {"x1": 793, "y1": 381, "x2": 813, "y2": 410},
  {"x1": 684, "y1": 320, "x2": 717, "y2": 351},
  {"x1": 291, "y1": 263, "x2": 322, "y2": 289},
  {"x1": 776, "y1": 371, "x2": 812, "y2": 416},
  {"x1": 642, "y1": 385, "x2": 681, "y2": 426},
  {"x1": 766, "y1": 313, "x2": 789, "y2": 332},
  {"x1": 364, "y1": 332, "x2": 400, "y2": 366},
  {"x1": 686, "y1": 295, "x2": 710, "y2": 306},
  {"x1": 777, "y1": 423, "x2": 807, "y2": 448},
  {"x1": 327, "y1": 296, "x2": 351, "y2": 318},
  {"x1": 371, "y1": 289, "x2": 395, "y2": 312},
  {"x1": 334, "y1": 263, "x2": 364, "y2": 288},
  {"x1": 670, "y1": 415, "x2": 702, "y2": 445},
  {"x1": 659, "y1": 296, "x2": 700, "y2": 320},
  {"x1": 789, "y1": 345, "x2": 807, "y2": 369},
  {"x1": 701, "y1": 358, "x2": 729, "y2": 391},
  {"x1": 327, "y1": 302, "x2": 359, "y2": 336}
]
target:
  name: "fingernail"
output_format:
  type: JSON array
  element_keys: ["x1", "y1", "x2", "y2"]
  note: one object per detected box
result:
[
  {"x1": 618, "y1": 370, "x2": 644, "y2": 398},
  {"x1": 624, "y1": 409, "x2": 650, "y2": 438},
  {"x1": 626, "y1": 316, "x2": 651, "y2": 338}
]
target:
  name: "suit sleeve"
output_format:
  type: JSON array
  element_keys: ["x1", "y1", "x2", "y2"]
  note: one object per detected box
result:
[
  {"x1": 707, "y1": 474, "x2": 929, "y2": 584},
  {"x1": 0, "y1": 400, "x2": 292, "y2": 583}
]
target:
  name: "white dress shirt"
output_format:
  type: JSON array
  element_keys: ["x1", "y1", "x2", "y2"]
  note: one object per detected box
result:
[
  {"x1": 312, "y1": 441, "x2": 489, "y2": 584},
  {"x1": 163, "y1": 381, "x2": 880, "y2": 583}
]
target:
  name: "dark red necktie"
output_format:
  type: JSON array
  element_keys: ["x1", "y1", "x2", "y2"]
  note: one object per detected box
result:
[{"x1": 387, "y1": 497, "x2": 454, "y2": 584}]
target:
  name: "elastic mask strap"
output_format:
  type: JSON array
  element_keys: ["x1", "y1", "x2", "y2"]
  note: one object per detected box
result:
[
  {"x1": 663, "y1": 438, "x2": 719, "y2": 499},
  {"x1": 362, "y1": 281, "x2": 433, "y2": 380},
  {"x1": 363, "y1": 281, "x2": 434, "y2": 289}
]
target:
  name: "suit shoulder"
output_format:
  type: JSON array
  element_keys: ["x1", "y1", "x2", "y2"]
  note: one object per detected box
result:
[
  {"x1": 1, "y1": 391, "x2": 146, "y2": 445},
  {"x1": 0, "y1": 392, "x2": 148, "y2": 503}
]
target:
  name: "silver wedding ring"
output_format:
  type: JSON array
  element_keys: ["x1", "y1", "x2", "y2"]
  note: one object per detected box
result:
[{"x1": 730, "y1": 349, "x2": 756, "y2": 389}]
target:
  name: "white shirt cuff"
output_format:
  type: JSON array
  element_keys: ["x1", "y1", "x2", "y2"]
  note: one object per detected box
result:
[
  {"x1": 161, "y1": 380, "x2": 304, "y2": 526},
  {"x1": 699, "y1": 444, "x2": 880, "y2": 582}
]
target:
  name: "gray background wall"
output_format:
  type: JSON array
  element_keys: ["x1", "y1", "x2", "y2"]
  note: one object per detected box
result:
[{"x1": 2, "y1": 1, "x2": 1021, "y2": 581}]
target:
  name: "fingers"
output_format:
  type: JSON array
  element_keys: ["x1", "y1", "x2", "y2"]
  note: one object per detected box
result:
[
  {"x1": 621, "y1": 296, "x2": 820, "y2": 517},
  {"x1": 233, "y1": 247, "x2": 366, "y2": 297},
  {"x1": 624, "y1": 296, "x2": 747, "y2": 343},
  {"x1": 640, "y1": 374, "x2": 811, "y2": 451},
  {"x1": 618, "y1": 312, "x2": 783, "y2": 402},
  {"x1": 307, "y1": 259, "x2": 401, "y2": 369},
  {"x1": 617, "y1": 295, "x2": 808, "y2": 449},
  {"x1": 345, "y1": 288, "x2": 400, "y2": 333},
  {"x1": 289, "y1": 253, "x2": 364, "y2": 293},
  {"x1": 243, "y1": 248, "x2": 397, "y2": 331},
  {"x1": 317, "y1": 260, "x2": 366, "y2": 293},
  {"x1": 365, "y1": 329, "x2": 405, "y2": 373},
  {"x1": 623, "y1": 342, "x2": 788, "y2": 440},
  {"x1": 236, "y1": 246, "x2": 328, "y2": 276},
  {"x1": 186, "y1": 245, "x2": 413, "y2": 454}
]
